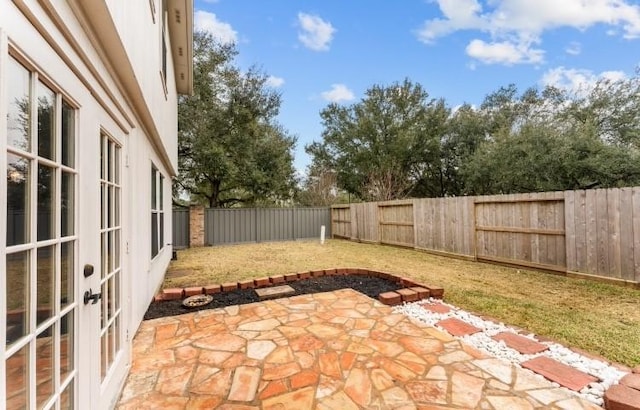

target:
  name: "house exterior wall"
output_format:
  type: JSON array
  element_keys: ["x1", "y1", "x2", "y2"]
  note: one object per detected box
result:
[
  {"x1": 105, "y1": 0, "x2": 179, "y2": 170},
  {"x1": 0, "y1": 0, "x2": 188, "y2": 408}
]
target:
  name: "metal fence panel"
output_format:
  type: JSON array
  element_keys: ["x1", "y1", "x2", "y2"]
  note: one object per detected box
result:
[
  {"x1": 294, "y1": 207, "x2": 331, "y2": 239},
  {"x1": 206, "y1": 208, "x2": 257, "y2": 245},
  {"x1": 257, "y1": 208, "x2": 290, "y2": 242},
  {"x1": 172, "y1": 209, "x2": 190, "y2": 249},
  {"x1": 201, "y1": 207, "x2": 330, "y2": 246}
]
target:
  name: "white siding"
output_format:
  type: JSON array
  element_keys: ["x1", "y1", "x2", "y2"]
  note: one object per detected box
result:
[
  {"x1": 1, "y1": 0, "x2": 183, "y2": 407},
  {"x1": 105, "y1": 0, "x2": 179, "y2": 170}
]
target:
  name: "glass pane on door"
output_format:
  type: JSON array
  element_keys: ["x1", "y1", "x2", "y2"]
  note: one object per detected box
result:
[{"x1": 99, "y1": 134, "x2": 122, "y2": 382}]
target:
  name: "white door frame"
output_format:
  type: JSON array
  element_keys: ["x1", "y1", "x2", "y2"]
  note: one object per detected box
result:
[
  {"x1": 1, "y1": 38, "x2": 82, "y2": 410},
  {"x1": 78, "y1": 128, "x2": 130, "y2": 410}
]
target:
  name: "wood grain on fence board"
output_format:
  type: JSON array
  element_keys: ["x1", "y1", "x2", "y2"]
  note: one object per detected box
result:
[
  {"x1": 633, "y1": 188, "x2": 640, "y2": 282},
  {"x1": 565, "y1": 190, "x2": 576, "y2": 271},
  {"x1": 619, "y1": 188, "x2": 634, "y2": 281},
  {"x1": 608, "y1": 188, "x2": 622, "y2": 278},
  {"x1": 333, "y1": 186, "x2": 640, "y2": 283}
]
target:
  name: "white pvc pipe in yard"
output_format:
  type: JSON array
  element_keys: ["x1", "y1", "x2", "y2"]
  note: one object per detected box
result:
[{"x1": 320, "y1": 225, "x2": 326, "y2": 244}]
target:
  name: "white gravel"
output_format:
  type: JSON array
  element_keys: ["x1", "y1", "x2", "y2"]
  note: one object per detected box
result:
[{"x1": 393, "y1": 298, "x2": 628, "y2": 407}]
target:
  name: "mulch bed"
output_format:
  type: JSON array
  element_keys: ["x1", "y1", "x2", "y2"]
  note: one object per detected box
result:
[{"x1": 144, "y1": 274, "x2": 402, "y2": 320}]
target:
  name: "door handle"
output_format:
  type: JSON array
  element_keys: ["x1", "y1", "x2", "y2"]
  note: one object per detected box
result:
[{"x1": 84, "y1": 288, "x2": 102, "y2": 305}]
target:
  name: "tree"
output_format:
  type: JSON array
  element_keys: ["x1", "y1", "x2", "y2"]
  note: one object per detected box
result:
[
  {"x1": 296, "y1": 163, "x2": 344, "y2": 206},
  {"x1": 560, "y1": 74, "x2": 640, "y2": 149},
  {"x1": 433, "y1": 103, "x2": 488, "y2": 196},
  {"x1": 307, "y1": 79, "x2": 449, "y2": 201},
  {"x1": 462, "y1": 80, "x2": 640, "y2": 194},
  {"x1": 176, "y1": 31, "x2": 297, "y2": 207}
]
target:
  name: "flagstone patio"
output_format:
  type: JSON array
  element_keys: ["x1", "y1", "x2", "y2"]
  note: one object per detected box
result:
[{"x1": 117, "y1": 289, "x2": 602, "y2": 409}]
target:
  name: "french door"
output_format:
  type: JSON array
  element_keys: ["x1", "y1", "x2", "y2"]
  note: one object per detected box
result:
[
  {"x1": 94, "y1": 133, "x2": 126, "y2": 407},
  {"x1": 77, "y1": 133, "x2": 127, "y2": 410},
  {"x1": 4, "y1": 53, "x2": 77, "y2": 410},
  {"x1": 3, "y1": 51, "x2": 128, "y2": 409}
]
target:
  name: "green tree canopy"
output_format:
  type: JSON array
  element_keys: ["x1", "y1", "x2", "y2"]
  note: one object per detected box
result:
[
  {"x1": 176, "y1": 31, "x2": 297, "y2": 207},
  {"x1": 308, "y1": 74, "x2": 640, "y2": 200},
  {"x1": 462, "y1": 78, "x2": 640, "y2": 194},
  {"x1": 306, "y1": 79, "x2": 449, "y2": 201}
]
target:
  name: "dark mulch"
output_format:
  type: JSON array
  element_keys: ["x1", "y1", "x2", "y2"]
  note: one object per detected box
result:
[{"x1": 144, "y1": 275, "x2": 402, "y2": 320}]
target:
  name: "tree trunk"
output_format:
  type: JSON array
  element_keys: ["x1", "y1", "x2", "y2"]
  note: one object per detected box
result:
[{"x1": 209, "y1": 180, "x2": 221, "y2": 208}]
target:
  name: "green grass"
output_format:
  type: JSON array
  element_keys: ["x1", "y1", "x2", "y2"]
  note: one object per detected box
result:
[{"x1": 166, "y1": 239, "x2": 640, "y2": 367}]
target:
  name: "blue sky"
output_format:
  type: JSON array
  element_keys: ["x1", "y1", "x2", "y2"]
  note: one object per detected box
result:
[{"x1": 193, "y1": 0, "x2": 640, "y2": 175}]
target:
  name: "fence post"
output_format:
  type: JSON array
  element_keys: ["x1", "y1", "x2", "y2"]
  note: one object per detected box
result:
[
  {"x1": 330, "y1": 207, "x2": 333, "y2": 239},
  {"x1": 189, "y1": 205, "x2": 205, "y2": 247}
]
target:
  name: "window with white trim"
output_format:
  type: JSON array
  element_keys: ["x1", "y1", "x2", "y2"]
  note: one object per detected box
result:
[{"x1": 151, "y1": 165, "x2": 164, "y2": 258}]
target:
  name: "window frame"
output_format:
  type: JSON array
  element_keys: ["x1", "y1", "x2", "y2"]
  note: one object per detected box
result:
[
  {"x1": 149, "y1": 0, "x2": 157, "y2": 23},
  {"x1": 150, "y1": 164, "x2": 165, "y2": 259},
  {"x1": 159, "y1": 0, "x2": 168, "y2": 98}
]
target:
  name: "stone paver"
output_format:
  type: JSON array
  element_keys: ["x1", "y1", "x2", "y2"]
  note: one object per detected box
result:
[
  {"x1": 420, "y1": 302, "x2": 451, "y2": 314},
  {"x1": 255, "y1": 285, "x2": 295, "y2": 300},
  {"x1": 522, "y1": 356, "x2": 599, "y2": 392},
  {"x1": 437, "y1": 317, "x2": 483, "y2": 336},
  {"x1": 493, "y1": 332, "x2": 549, "y2": 355},
  {"x1": 118, "y1": 289, "x2": 600, "y2": 409}
]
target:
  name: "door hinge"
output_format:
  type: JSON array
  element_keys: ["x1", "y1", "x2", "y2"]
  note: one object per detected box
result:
[
  {"x1": 126, "y1": 329, "x2": 130, "y2": 341},
  {"x1": 126, "y1": 241, "x2": 130, "y2": 254}
]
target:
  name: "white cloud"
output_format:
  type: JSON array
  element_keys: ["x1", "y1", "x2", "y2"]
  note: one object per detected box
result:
[
  {"x1": 541, "y1": 66, "x2": 627, "y2": 95},
  {"x1": 266, "y1": 76, "x2": 285, "y2": 88},
  {"x1": 451, "y1": 103, "x2": 477, "y2": 115},
  {"x1": 565, "y1": 41, "x2": 582, "y2": 55},
  {"x1": 466, "y1": 39, "x2": 544, "y2": 65},
  {"x1": 195, "y1": 10, "x2": 237, "y2": 45},
  {"x1": 297, "y1": 13, "x2": 336, "y2": 51},
  {"x1": 417, "y1": 0, "x2": 640, "y2": 65},
  {"x1": 321, "y1": 84, "x2": 355, "y2": 103}
]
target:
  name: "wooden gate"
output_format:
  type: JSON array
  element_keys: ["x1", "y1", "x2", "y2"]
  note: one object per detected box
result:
[
  {"x1": 474, "y1": 192, "x2": 567, "y2": 272},
  {"x1": 378, "y1": 201, "x2": 414, "y2": 247},
  {"x1": 331, "y1": 205, "x2": 352, "y2": 239}
]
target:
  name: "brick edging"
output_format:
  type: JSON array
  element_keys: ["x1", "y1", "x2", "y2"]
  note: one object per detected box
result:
[{"x1": 155, "y1": 268, "x2": 444, "y2": 303}]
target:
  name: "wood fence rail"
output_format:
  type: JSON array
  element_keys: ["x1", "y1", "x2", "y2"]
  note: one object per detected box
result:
[{"x1": 331, "y1": 188, "x2": 640, "y2": 288}]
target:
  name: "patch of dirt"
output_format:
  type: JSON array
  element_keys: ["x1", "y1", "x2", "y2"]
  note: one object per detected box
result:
[
  {"x1": 165, "y1": 269, "x2": 197, "y2": 279},
  {"x1": 144, "y1": 275, "x2": 402, "y2": 320}
]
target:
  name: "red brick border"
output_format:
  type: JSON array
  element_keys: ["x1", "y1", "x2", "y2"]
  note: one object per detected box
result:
[
  {"x1": 396, "y1": 288, "x2": 419, "y2": 302},
  {"x1": 159, "y1": 269, "x2": 445, "y2": 304},
  {"x1": 221, "y1": 282, "x2": 238, "y2": 292},
  {"x1": 379, "y1": 291, "x2": 402, "y2": 305},
  {"x1": 238, "y1": 280, "x2": 255, "y2": 290},
  {"x1": 254, "y1": 277, "x2": 271, "y2": 288},
  {"x1": 284, "y1": 273, "x2": 299, "y2": 282},
  {"x1": 184, "y1": 287, "x2": 204, "y2": 297}
]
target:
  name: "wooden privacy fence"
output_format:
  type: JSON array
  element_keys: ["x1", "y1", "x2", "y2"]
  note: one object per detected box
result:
[
  {"x1": 475, "y1": 192, "x2": 566, "y2": 272},
  {"x1": 331, "y1": 187, "x2": 640, "y2": 287}
]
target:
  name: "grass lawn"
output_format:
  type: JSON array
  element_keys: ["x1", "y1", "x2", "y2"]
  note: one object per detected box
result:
[{"x1": 166, "y1": 239, "x2": 640, "y2": 368}]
